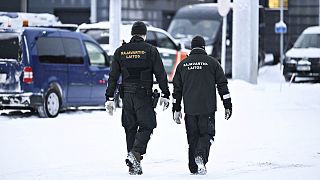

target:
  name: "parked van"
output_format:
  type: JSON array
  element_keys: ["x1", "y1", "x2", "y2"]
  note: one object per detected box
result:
[
  {"x1": 283, "y1": 26, "x2": 320, "y2": 81},
  {"x1": 168, "y1": 3, "x2": 266, "y2": 76},
  {"x1": 0, "y1": 26, "x2": 110, "y2": 117},
  {"x1": 0, "y1": 12, "x2": 61, "y2": 28}
]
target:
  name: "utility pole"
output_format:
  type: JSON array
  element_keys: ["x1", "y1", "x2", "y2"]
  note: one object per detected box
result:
[
  {"x1": 232, "y1": 0, "x2": 259, "y2": 84},
  {"x1": 90, "y1": 0, "x2": 97, "y2": 23},
  {"x1": 280, "y1": 0, "x2": 284, "y2": 66},
  {"x1": 221, "y1": 16, "x2": 227, "y2": 72},
  {"x1": 275, "y1": 0, "x2": 287, "y2": 66},
  {"x1": 21, "y1": 0, "x2": 27, "y2": 12},
  {"x1": 109, "y1": 0, "x2": 122, "y2": 56}
]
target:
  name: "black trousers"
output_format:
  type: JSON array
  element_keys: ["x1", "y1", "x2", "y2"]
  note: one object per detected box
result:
[
  {"x1": 121, "y1": 89, "x2": 156, "y2": 155},
  {"x1": 185, "y1": 113, "x2": 215, "y2": 173}
]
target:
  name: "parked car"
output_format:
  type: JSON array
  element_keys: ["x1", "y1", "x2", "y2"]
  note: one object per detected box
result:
[
  {"x1": 283, "y1": 26, "x2": 320, "y2": 81},
  {"x1": 78, "y1": 21, "x2": 189, "y2": 81},
  {"x1": 0, "y1": 26, "x2": 110, "y2": 118}
]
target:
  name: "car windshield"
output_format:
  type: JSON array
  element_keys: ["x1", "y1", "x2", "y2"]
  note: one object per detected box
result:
[
  {"x1": 0, "y1": 33, "x2": 20, "y2": 60},
  {"x1": 81, "y1": 29, "x2": 109, "y2": 44},
  {"x1": 294, "y1": 33, "x2": 320, "y2": 48},
  {"x1": 168, "y1": 18, "x2": 221, "y2": 41}
]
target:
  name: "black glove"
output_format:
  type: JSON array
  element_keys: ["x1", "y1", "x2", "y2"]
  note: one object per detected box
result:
[
  {"x1": 225, "y1": 107, "x2": 232, "y2": 120},
  {"x1": 223, "y1": 98, "x2": 232, "y2": 109},
  {"x1": 172, "y1": 103, "x2": 181, "y2": 112},
  {"x1": 223, "y1": 97, "x2": 232, "y2": 120},
  {"x1": 105, "y1": 92, "x2": 112, "y2": 102}
]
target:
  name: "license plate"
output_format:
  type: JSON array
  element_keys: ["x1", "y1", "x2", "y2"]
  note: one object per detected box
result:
[
  {"x1": 296, "y1": 65, "x2": 310, "y2": 71},
  {"x1": 0, "y1": 73, "x2": 7, "y2": 83}
]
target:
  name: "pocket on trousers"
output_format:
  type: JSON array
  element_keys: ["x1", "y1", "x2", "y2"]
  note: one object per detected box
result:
[
  {"x1": 136, "y1": 92, "x2": 152, "y2": 110},
  {"x1": 137, "y1": 106, "x2": 156, "y2": 129},
  {"x1": 208, "y1": 114, "x2": 215, "y2": 136}
]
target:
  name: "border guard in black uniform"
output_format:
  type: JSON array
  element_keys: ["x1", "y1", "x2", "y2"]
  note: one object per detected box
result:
[
  {"x1": 105, "y1": 21, "x2": 170, "y2": 175},
  {"x1": 172, "y1": 36, "x2": 232, "y2": 175}
]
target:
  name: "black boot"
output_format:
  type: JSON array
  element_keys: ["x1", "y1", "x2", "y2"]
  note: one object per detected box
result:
[{"x1": 126, "y1": 151, "x2": 142, "y2": 175}]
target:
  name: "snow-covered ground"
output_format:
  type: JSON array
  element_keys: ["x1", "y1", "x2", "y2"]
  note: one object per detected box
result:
[{"x1": 1, "y1": 65, "x2": 320, "y2": 180}]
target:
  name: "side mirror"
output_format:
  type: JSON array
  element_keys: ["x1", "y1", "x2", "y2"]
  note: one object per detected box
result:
[{"x1": 176, "y1": 43, "x2": 181, "y2": 51}]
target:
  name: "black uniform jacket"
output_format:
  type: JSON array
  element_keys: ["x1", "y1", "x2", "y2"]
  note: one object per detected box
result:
[
  {"x1": 106, "y1": 36, "x2": 170, "y2": 97},
  {"x1": 173, "y1": 48, "x2": 230, "y2": 115}
]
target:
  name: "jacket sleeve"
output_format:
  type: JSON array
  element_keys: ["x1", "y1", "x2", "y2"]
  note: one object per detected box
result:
[
  {"x1": 105, "y1": 49, "x2": 121, "y2": 99},
  {"x1": 172, "y1": 64, "x2": 182, "y2": 110},
  {"x1": 151, "y1": 47, "x2": 170, "y2": 97},
  {"x1": 215, "y1": 63, "x2": 232, "y2": 109}
]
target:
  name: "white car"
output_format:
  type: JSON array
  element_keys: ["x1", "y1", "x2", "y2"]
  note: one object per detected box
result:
[
  {"x1": 78, "y1": 21, "x2": 189, "y2": 81},
  {"x1": 283, "y1": 26, "x2": 320, "y2": 81}
]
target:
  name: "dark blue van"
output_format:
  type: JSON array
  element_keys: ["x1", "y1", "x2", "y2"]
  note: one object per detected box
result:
[{"x1": 0, "y1": 27, "x2": 110, "y2": 117}]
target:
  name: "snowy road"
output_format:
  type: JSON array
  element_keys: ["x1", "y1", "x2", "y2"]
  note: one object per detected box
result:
[{"x1": 1, "y1": 65, "x2": 320, "y2": 180}]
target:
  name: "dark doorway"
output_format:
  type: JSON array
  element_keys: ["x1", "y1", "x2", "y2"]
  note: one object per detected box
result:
[
  {"x1": 0, "y1": 0, "x2": 21, "y2": 12},
  {"x1": 54, "y1": 8, "x2": 90, "y2": 25}
]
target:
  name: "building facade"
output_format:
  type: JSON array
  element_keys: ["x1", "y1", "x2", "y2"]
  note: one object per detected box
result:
[{"x1": 0, "y1": 0, "x2": 216, "y2": 29}]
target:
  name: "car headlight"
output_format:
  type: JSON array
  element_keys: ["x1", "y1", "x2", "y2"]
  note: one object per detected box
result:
[
  {"x1": 285, "y1": 57, "x2": 297, "y2": 64},
  {"x1": 297, "y1": 59, "x2": 311, "y2": 65}
]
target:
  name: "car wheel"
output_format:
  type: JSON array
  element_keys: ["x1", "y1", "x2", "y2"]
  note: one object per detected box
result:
[{"x1": 38, "y1": 89, "x2": 61, "y2": 118}]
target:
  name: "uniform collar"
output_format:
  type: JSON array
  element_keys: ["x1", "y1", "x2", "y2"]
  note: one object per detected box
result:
[
  {"x1": 130, "y1": 35, "x2": 145, "y2": 43},
  {"x1": 190, "y1": 47, "x2": 207, "y2": 55}
]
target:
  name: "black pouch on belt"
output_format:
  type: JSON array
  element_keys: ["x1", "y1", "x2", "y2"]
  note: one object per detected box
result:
[{"x1": 152, "y1": 89, "x2": 160, "y2": 108}]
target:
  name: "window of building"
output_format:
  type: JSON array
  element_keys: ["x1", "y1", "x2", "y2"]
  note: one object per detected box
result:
[{"x1": 268, "y1": 0, "x2": 288, "y2": 8}]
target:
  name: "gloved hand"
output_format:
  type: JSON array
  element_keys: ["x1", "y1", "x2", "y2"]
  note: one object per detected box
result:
[
  {"x1": 105, "y1": 97, "x2": 115, "y2": 116},
  {"x1": 225, "y1": 108, "x2": 232, "y2": 120},
  {"x1": 159, "y1": 94, "x2": 170, "y2": 111},
  {"x1": 222, "y1": 96, "x2": 232, "y2": 120},
  {"x1": 172, "y1": 102, "x2": 182, "y2": 124},
  {"x1": 173, "y1": 111, "x2": 182, "y2": 124}
]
